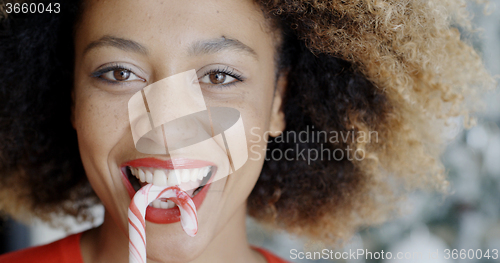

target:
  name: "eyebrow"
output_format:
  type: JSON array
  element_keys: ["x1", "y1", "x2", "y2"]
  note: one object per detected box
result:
[
  {"x1": 83, "y1": 35, "x2": 257, "y2": 59},
  {"x1": 83, "y1": 35, "x2": 148, "y2": 55},
  {"x1": 188, "y1": 36, "x2": 258, "y2": 59}
]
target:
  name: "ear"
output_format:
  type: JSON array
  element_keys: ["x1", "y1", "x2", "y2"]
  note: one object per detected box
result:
[{"x1": 268, "y1": 73, "x2": 287, "y2": 137}]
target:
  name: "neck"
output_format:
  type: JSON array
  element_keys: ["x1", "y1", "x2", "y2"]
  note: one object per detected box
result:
[
  {"x1": 80, "y1": 212, "x2": 129, "y2": 263},
  {"x1": 80, "y1": 203, "x2": 266, "y2": 263}
]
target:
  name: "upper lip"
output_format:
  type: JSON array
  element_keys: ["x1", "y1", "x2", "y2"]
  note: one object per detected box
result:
[{"x1": 121, "y1": 157, "x2": 216, "y2": 169}]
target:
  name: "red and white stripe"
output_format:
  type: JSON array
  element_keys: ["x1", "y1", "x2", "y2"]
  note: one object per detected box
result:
[{"x1": 128, "y1": 184, "x2": 198, "y2": 263}]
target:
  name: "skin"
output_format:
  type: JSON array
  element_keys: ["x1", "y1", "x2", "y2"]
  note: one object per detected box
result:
[{"x1": 72, "y1": 0, "x2": 286, "y2": 262}]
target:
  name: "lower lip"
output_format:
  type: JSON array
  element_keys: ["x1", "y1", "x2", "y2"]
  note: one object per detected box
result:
[{"x1": 121, "y1": 167, "x2": 216, "y2": 224}]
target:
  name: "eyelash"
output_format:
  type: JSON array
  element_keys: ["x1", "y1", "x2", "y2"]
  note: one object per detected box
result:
[
  {"x1": 202, "y1": 67, "x2": 243, "y2": 83},
  {"x1": 91, "y1": 64, "x2": 245, "y2": 87},
  {"x1": 200, "y1": 66, "x2": 245, "y2": 88},
  {"x1": 90, "y1": 63, "x2": 139, "y2": 84}
]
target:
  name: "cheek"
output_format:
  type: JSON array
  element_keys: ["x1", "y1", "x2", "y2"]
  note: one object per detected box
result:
[
  {"x1": 73, "y1": 91, "x2": 129, "y2": 163},
  {"x1": 240, "y1": 73, "x2": 277, "y2": 166},
  {"x1": 229, "y1": 90, "x2": 275, "y2": 192},
  {"x1": 244, "y1": 107, "x2": 270, "y2": 160}
]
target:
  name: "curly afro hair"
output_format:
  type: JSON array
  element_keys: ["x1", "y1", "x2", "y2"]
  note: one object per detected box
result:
[{"x1": 0, "y1": 0, "x2": 494, "y2": 244}]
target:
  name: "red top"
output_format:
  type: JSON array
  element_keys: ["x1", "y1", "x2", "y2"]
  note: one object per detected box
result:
[
  {"x1": 0, "y1": 232, "x2": 84, "y2": 263},
  {"x1": 252, "y1": 247, "x2": 289, "y2": 263},
  {"x1": 0, "y1": 232, "x2": 289, "y2": 263}
]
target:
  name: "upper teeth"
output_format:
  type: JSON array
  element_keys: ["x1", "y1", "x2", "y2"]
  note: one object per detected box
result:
[{"x1": 129, "y1": 166, "x2": 211, "y2": 187}]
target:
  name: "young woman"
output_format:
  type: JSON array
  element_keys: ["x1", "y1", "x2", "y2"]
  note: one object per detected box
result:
[{"x1": 0, "y1": 0, "x2": 493, "y2": 262}]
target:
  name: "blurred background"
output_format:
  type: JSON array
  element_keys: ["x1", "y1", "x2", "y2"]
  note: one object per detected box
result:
[{"x1": 1, "y1": 1, "x2": 499, "y2": 262}]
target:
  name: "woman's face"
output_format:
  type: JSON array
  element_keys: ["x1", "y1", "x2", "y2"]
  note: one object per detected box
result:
[{"x1": 73, "y1": 0, "x2": 285, "y2": 261}]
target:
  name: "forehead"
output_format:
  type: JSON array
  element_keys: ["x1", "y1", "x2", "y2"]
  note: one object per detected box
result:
[{"x1": 75, "y1": 0, "x2": 275, "y2": 59}]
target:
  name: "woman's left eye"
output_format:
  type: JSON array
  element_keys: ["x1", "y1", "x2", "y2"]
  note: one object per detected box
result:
[
  {"x1": 99, "y1": 69, "x2": 142, "y2": 82},
  {"x1": 199, "y1": 72, "x2": 239, "y2": 85}
]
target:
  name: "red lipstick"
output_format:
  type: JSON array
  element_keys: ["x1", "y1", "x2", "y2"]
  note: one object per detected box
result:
[
  {"x1": 120, "y1": 158, "x2": 216, "y2": 224},
  {"x1": 123, "y1": 157, "x2": 214, "y2": 170}
]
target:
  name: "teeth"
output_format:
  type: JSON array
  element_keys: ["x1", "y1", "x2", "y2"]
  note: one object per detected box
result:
[
  {"x1": 153, "y1": 170, "x2": 167, "y2": 186},
  {"x1": 128, "y1": 165, "x2": 213, "y2": 209},
  {"x1": 160, "y1": 201, "x2": 169, "y2": 209},
  {"x1": 196, "y1": 168, "x2": 203, "y2": 180},
  {"x1": 151, "y1": 199, "x2": 161, "y2": 208},
  {"x1": 181, "y1": 169, "x2": 190, "y2": 183},
  {"x1": 167, "y1": 170, "x2": 180, "y2": 187},
  {"x1": 138, "y1": 169, "x2": 146, "y2": 182},
  {"x1": 145, "y1": 170, "x2": 153, "y2": 184},
  {"x1": 197, "y1": 168, "x2": 204, "y2": 180},
  {"x1": 130, "y1": 166, "x2": 213, "y2": 209},
  {"x1": 128, "y1": 166, "x2": 212, "y2": 187},
  {"x1": 198, "y1": 167, "x2": 209, "y2": 180},
  {"x1": 149, "y1": 199, "x2": 177, "y2": 209},
  {"x1": 150, "y1": 199, "x2": 177, "y2": 209},
  {"x1": 160, "y1": 200, "x2": 176, "y2": 209},
  {"x1": 190, "y1": 168, "x2": 199, "y2": 181}
]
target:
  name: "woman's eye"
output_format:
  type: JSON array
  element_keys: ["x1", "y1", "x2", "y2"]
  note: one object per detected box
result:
[
  {"x1": 100, "y1": 69, "x2": 142, "y2": 82},
  {"x1": 200, "y1": 72, "x2": 238, "y2": 85}
]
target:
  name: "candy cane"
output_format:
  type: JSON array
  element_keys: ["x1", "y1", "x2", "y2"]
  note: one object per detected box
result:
[{"x1": 128, "y1": 184, "x2": 198, "y2": 263}]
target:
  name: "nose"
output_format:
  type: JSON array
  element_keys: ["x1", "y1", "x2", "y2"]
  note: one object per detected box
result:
[{"x1": 128, "y1": 69, "x2": 210, "y2": 154}]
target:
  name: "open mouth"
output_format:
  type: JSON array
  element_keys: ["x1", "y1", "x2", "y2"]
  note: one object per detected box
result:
[
  {"x1": 124, "y1": 165, "x2": 213, "y2": 206},
  {"x1": 120, "y1": 158, "x2": 216, "y2": 224}
]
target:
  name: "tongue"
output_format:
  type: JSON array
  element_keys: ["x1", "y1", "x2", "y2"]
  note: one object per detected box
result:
[{"x1": 128, "y1": 184, "x2": 198, "y2": 263}]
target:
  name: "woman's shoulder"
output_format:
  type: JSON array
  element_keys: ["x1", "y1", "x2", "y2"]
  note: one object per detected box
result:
[
  {"x1": 0, "y1": 232, "x2": 288, "y2": 263},
  {"x1": 0, "y1": 232, "x2": 83, "y2": 263},
  {"x1": 253, "y1": 247, "x2": 290, "y2": 263}
]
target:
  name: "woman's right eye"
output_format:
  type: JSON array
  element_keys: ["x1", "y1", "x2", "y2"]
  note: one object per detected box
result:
[
  {"x1": 98, "y1": 69, "x2": 143, "y2": 82},
  {"x1": 91, "y1": 64, "x2": 146, "y2": 84}
]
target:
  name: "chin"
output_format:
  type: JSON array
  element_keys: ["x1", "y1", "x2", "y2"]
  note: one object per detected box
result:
[{"x1": 144, "y1": 224, "x2": 211, "y2": 262}]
